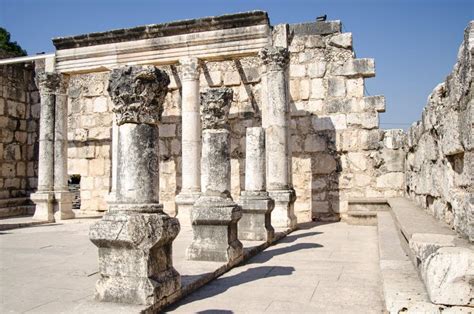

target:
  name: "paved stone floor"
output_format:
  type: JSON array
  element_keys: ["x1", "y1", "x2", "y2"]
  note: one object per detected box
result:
[
  {"x1": 0, "y1": 218, "x2": 384, "y2": 313},
  {"x1": 166, "y1": 222, "x2": 385, "y2": 313}
]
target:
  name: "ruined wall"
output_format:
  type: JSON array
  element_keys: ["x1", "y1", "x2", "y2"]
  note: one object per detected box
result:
[
  {"x1": 66, "y1": 20, "x2": 405, "y2": 221},
  {"x1": 405, "y1": 22, "x2": 473, "y2": 240},
  {"x1": 0, "y1": 63, "x2": 39, "y2": 200}
]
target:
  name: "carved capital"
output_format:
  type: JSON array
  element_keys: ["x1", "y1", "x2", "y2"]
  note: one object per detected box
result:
[
  {"x1": 35, "y1": 71, "x2": 61, "y2": 95},
  {"x1": 259, "y1": 46, "x2": 290, "y2": 72},
  {"x1": 180, "y1": 57, "x2": 200, "y2": 81},
  {"x1": 108, "y1": 66, "x2": 170, "y2": 126},
  {"x1": 200, "y1": 88, "x2": 233, "y2": 130}
]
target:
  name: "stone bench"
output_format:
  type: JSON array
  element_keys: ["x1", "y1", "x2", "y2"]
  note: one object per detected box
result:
[{"x1": 387, "y1": 197, "x2": 474, "y2": 308}]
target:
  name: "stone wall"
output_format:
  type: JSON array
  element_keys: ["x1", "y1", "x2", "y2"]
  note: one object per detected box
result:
[
  {"x1": 405, "y1": 22, "x2": 473, "y2": 241},
  {"x1": 65, "y1": 20, "x2": 406, "y2": 220},
  {"x1": 0, "y1": 63, "x2": 39, "y2": 200}
]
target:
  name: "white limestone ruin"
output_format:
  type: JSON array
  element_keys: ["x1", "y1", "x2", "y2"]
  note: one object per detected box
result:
[{"x1": 0, "y1": 11, "x2": 472, "y2": 312}]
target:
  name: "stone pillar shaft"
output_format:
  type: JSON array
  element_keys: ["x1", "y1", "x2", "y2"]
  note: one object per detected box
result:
[
  {"x1": 53, "y1": 74, "x2": 75, "y2": 220},
  {"x1": 90, "y1": 66, "x2": 180, "y2": 305},
  {"x1": 238, "y1": 127, "x2": 274, "y2": 242},
  {"x1": 176, "y1": 57, "x2": 201, "y2": 225},
  {"x1": 32, "y1": 71, "x2": 60, "y2": 222},
  {"x1": 260, "y1": 46, "x2": 297, "y2": 230}
]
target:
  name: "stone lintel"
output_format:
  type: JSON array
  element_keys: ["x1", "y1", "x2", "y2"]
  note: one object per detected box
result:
[
  {"x1": 53, "y1": 11, "x2": 270, "y2": 49},
  {"x1": 288, "y1": 20, "x2": 342, "y2": 36}
]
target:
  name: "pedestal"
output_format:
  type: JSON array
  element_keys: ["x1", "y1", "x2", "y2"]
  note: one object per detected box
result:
[
  {"x1": 53, "y1": 191, "x2": 75, "y2": 220},
  {"x1": 269, "y1": 189, "x2": 297, "y2": 230},
  {"x1": 90, "y1": 208, "x2": 180, "y2": 305},
  {"x1": 238, "y1": 191, "x2": 275, "y2": 242},
  {"x1": 31, "y1": 192, "x2": 54, "y2": 222},
  {"x1": 187, "y1": 196, "x2": 243, "y2": 264}
]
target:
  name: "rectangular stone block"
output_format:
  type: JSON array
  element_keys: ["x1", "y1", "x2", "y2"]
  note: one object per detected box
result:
[{"x1": 333, "y1": 58, "x2": 375, "y2": 78}]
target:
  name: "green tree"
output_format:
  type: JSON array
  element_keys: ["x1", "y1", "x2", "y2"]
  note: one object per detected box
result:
[{"x1": 0, "y1": 27, "x2": 27, "y2": 57}]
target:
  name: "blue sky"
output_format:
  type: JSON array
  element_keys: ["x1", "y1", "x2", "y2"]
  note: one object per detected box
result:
[{"x1": 0, "y1": 0, "x2": 472, "y2": 129}]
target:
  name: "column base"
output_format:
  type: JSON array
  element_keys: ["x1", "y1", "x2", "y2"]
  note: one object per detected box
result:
[
  {"x1": 54, "y1": 191, "x2": 75, "y2": 221},
  {"x1": 175, "y1": 192, "x2": 200, "y2": 226},
  {"x1": 238, "y1": 191, "x2": 275, "y2": 242},
  {"x1": 31, "y1": 192, "x2": 55, "y2": 222},
  {"x1": 186, "y1": 196, "x2": 243, "y2": 264},
  {"x1": 268, "y1": 189, "x2": 297, "y2": 230},
  {"x1": 89, "y1": 210, "x2": 181, "y2": 305}
]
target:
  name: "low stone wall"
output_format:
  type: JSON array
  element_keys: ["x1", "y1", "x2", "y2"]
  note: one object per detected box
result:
[
  {"x1": 64, "y1": 20, "x2": 405, "y2": 220},
  {"x1": 0, "y1": 63, "x2": 39, "y2": 200},
  {"x1": 405, "y1": 22, "x2": 473, "y2": 241}
]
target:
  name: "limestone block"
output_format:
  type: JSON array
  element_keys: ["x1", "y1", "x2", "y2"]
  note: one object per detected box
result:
[
  {"x1": 304, "y1": 134, "x2": 327, "y2": 152},
  {"x1": 312, "y1": 201, "x2": 330, "y2": 213},
  {"x1": 347, "y1": 112, "x2": 378, "y2": 129},
  {"x1": 305, "y1": 35, "x2": 325, "y2": 48},
  {"x1": 327, "y1": 77, "x2": 346, "y2": 97},
  {"x1": 238, "y1": 192, "x2": 275, "y2": 242},
  {"x1": 93, "y1": 96, "x2": 108, "y2": 113},
  {"x1": 290, "y1": 64, "x2": 306, "y2": 78},
  {"x1": 383, "y1": 129, "x2": 406, "y2": 149},
  {"x1": 347, "y1": 152, "x2": 368, "y2": 171},
  {"x1": 440, "y1": 111, "x2": 464, "y2": 156},
  {"x1": 159, "y1": 124, "x2": 176, "y2": 138},
  {"x1": 333, "y1": 58, "x2": 375, "y2": 78},
  {"x1": 409, "y1": 233, "x2": 456, "y2": 263},
  {"x1": 422, "y1": 247, "x2": 474, "y2": 306},
  {"x1": 311, "y1": 153, "x2": 337, "y2": 174},
  {"x1": 300, "y1": 79, "x2": 310, "y2": 100},
  {"x1": 201, "y1": 71, "x2": 222, "y2": 87},
  {"x1": 223, "y1": 71, "x2": 240, "y2": 86},
  {"x1": 346, "y1": 78, "x2": 364, "y2": 98},
  {"x1": 289, "y1": 79, "x2": 300, "y2": 101},
  {"x1": 329, "y1": 32, "x2": 352, "y2": 49},
  {"x1": 376, "y1": 173, "x2": 404, "y2": 189},
  {"x1": 310, "y1": 78, "x2": 325, "y2": 99},
  {"x1": 312, "y1": 114, "x2": 347, "y2": 131},
  {"x1": 381, "y1": 149, "x2": 406, "y2": 172},
  {"x1": 307, "y1": 61, "x2": 327, "y2": 78},
  {"x1": 354, "y1": 173, "x2": 372, "y2": 187}
]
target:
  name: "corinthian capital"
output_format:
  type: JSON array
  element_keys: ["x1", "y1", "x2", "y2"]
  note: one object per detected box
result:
[
  {"x1": 108, "y1": 65, "x2": 170, "y2": 126},
  {"x1": 180, "y1": 57, "x2": 200, "y2": 81},
  {"x1": 200, "y1": 88, "x2": 233, "y2": 130},
  {"x1": 259, "y1": 46, "x2": 290, "y2": 72},
  {"x1": 35, "y1": 71, "x2": 61, "y2": 95}
]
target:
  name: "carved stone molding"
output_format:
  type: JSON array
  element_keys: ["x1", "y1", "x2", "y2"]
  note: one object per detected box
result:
[
  {"x1": 180, "y1": 57, "x2": 200, "y2": 81},
  {"x1": 259, "y1": 46, "x2": 290, "y2": 72},
  {"x1": 108, "y1": 65, "x2": 170, "y2": 125},
  {"x1": 35, "y1": 70, "x2": 61, "y2": 95},
  {"x1": 200, "y1": 87, "x2": 233, "y2": 130}
]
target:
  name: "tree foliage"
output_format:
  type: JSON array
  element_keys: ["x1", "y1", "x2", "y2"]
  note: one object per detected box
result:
[{"x1": 0, "y1": 27, "x2": 27, "y2": 57}]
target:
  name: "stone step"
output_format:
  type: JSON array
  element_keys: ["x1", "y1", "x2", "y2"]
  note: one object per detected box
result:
[
  {"x1": 0, "y1": 197, "x2": 35, "y2": 218},
  {"x1": 344, "y1": 198, "x2": 389, "y2": 226}
]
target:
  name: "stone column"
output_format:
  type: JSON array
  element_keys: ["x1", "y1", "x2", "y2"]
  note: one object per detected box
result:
[
  {"x1": 31, "y1": 71, "x2": 59, "y2": 221},
  {"x1": 186, "y1": 88, "x2": 243, "y2": 264},
  {"x1": 176, "y1": 57, "x2": 201, "y2": 226},
  {"x1": 259, "y1": 46, "x2": 297, "y2": 230},
  {"x1": 53, "y1": 74, "x2": 75, "y2": 220},
  {"x1": 89, "y1": 66, "x2": 180, "y2": 305},
  {"x1": 238, "y1": 127, "x2": 274, "y2": 242}
]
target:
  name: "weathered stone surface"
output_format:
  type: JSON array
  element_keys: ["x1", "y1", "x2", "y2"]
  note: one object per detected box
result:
[
  {"x1": 421, "y1": 247, "x2": 474, "y2": 306},
  {"x1": 90, "y1": 211, "x2": 180, "y2": 305},
  {"x1": 409, "y1": 233, "x2": 456, "y2": 263},
  {"x1": 329, "y1": 33, "x2": 352, "y2": 49},
  {"x1": 200, "y1": 88, "x2": 233, "y2": 130},
  {"x1": 108, "y1": 66, "x2": 170, "y2": 125}
]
